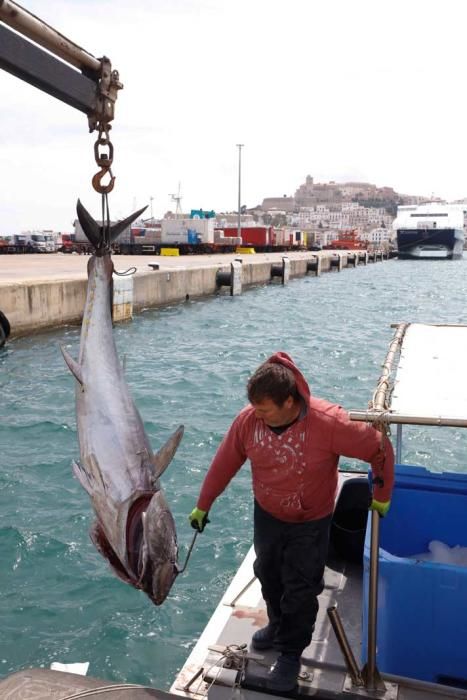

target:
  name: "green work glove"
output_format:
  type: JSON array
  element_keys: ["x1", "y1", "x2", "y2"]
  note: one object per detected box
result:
[
  {"x1": 189, "y1": 507, "x2": 210, "y2": 533},
  {"x1": 370, "y1": 499, "x2": 391, "y2": 517}
]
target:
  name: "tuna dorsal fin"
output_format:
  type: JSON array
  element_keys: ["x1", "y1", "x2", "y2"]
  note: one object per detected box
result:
[
  {"x1": 152, "y1": 425, "x2": 184, "y2": 482},
  {"x1": 61, "y1": 345, "x2": 83, "y2": 386},
  {"x1": 76, "y1": 199, "x2": 148, "y2": 249}
]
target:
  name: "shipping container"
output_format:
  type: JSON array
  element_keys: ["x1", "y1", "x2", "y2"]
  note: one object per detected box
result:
[
  {"x1": 272, "y1": 228, "x2": 285, "y2": 247},
  {"x1": 221, "y1": 229, "x2": 239, "y2": 238},
  {"x1": 161, "y1": 218, "x2": 215, "y2": 244},
  {"x1": 161, "y1": 229, "x2": 189, "y2": 244},
  {"x1": 124, "y1": 227, "x2": 162, "y2": 245},
  {"x1": 240, "y1": 227, "x2": 272, "y2": 247},
  {"x1": 214, "y1": 230, "x2": 241, "y2": 246}
]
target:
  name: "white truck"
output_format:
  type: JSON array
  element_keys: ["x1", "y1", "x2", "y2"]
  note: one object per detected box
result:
[{"x1": 13, "y1": 232, "x2": 55, "y2": 252}]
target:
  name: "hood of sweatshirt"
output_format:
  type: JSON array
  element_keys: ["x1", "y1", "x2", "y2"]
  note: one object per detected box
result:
[{"x1": 266, "y1": 351, "x2": 311, "y2": 401}]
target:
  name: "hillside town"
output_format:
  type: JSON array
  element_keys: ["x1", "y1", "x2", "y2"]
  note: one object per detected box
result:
[
  {"x1": 213, "y1": 175, "x2": 442, "y2": 250},
  {"x1": 254, "y1": 175, "x2": 443, "y2": 248},
  {"x1": 0, "y1": 175, "x2": 455, "y2": 253}
]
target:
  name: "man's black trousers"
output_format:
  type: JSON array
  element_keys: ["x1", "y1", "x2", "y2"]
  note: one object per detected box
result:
[{"x1": 253, "y1": 500, "x2": 332, "y2": 656}]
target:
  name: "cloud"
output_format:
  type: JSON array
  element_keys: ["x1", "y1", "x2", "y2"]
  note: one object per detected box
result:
[{"x1": 1, "y1": 0, "x2": 467, "y2": 233}]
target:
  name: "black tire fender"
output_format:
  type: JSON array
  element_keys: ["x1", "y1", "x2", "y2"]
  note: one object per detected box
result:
[{"x1": 0, "y1": 310, "x2": 11, "y2": 340}]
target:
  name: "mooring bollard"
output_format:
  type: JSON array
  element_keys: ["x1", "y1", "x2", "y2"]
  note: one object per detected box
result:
[{"x1": 112, "y1": 273, "x2": 134, "y2": 322}]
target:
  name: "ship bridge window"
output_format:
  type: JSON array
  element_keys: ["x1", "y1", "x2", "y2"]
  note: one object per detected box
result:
[{"x1": 410, "y1": 213, "x2": 448, "y2": 217}]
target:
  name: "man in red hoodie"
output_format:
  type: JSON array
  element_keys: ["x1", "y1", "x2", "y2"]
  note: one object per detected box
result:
[{"x1": 189, "y1": 352, "x2": 394, "y2": 692}]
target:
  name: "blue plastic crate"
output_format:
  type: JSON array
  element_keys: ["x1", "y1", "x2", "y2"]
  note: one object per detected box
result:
[{"x1": 362, "y1": 464, "x2": 467, "y2": 684}]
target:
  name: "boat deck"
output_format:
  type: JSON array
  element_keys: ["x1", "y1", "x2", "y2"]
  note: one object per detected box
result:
[
  {"x1": 3, "y1": 472, "x2": 467, "y2": 699},
  {"x1": 171, "y1": 549, "x2": 365, "y2": 698},
  {"x1": 171, "y1": 474, "x2": 467, "y2": 700}
]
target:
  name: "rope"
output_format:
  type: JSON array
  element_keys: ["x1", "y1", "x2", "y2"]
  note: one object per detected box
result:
[
  {"x1": 366, "y1": 322, "x2": 409, "y2": 443},
  {"x1": 113, "y1": 267, "x2": 137, "y2": 276},
  {"x1": 190, "y1": 642, "x2": 311, "y2": 699},
  {"x1": 199, "y1": 645, "x2": 247, "y2": 693},
  {"x1": 57, "y1": 683, "x2": 156, "y2": 700},
  {"x1": 366, "y1": 406, "x2": 392, "y2": 442},
  {"x1": 230, "y1": 645, "x2": 248, "y2": 694},
  {"x1": 100, "y1": 193, "x2": 111, "y2": 252},
  {"x1": 200, "y1": 644, "x2": 251, "y2": 698}
]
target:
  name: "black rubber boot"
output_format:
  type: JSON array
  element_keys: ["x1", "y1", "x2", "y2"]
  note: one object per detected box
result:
[
  {"x1": 251, "y1": 624, "x2": 278, "y2": 650},
  {"x1": 266, "y1": 653, "x2": 301, "y2": 692}
]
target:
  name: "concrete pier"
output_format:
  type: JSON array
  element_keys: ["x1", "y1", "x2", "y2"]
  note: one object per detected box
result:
[{"x1": 0, "y1": 250, "x2": 390, "y2": 338}]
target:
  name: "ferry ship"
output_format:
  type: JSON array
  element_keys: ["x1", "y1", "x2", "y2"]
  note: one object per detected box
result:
[{"x1": 394, "y1": 203, "x2": 465, "y2": 259}]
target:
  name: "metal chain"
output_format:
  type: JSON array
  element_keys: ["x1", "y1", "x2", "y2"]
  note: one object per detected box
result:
[{"x1": 92, "y1": 124, "x2": 116, "y2": 194}]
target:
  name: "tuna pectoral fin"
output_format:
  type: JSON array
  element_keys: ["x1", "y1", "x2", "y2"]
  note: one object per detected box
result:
[
  {"x1": 90, "y1": 520, "x2": 135, "y2": 586},
  {"x1": 61, "y1": 346, "x2": 83, "y2": 387},
  {"x1": 152, "y1": 425, "x2": 184, "y2": 481},
  {"x1": 72, "y1": 460, "x2": 93, "y2": 496}
]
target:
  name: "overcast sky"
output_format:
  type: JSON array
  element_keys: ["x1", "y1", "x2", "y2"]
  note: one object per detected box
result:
[{"x1": 1, "y1": 0, "x2": 466, "y2": 234}]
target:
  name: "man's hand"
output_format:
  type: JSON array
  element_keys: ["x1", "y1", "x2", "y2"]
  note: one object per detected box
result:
[
  {"x1": 189, "y1": 507, "x2": 210, "y2": 532},
  {"x1": 370, "y1": 499, "x2": 391, "y2": 517}
]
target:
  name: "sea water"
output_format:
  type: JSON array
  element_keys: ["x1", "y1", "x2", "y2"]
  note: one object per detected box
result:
[{"x1": 1, "y1": 257, "x2": 467, "y2": 688}]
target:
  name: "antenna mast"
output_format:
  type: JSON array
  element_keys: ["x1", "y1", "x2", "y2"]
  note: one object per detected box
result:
[{"x1": 169, "y1": 183, "x2": 183, "y2": 219}]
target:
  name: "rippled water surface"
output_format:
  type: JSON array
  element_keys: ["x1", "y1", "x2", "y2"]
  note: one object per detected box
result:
[{"x1": 1, "y1": 258, "x2": 467, "y2": 686}]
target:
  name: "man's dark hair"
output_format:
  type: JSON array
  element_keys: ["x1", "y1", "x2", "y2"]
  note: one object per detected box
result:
[{"x1": 247, "y1": 362, "x2": 299, "y2": 406}]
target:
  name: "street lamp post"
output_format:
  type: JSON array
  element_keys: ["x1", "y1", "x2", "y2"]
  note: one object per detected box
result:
[{"x1": 236, "y1": 144, "x2": 244, "y2": 241}]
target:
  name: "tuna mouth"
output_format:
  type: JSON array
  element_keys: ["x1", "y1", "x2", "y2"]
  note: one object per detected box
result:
[
  {"x1": 137, "y1": 557, "x2": 178, "y2": 605},
  {"x1": 126, "y1": 495, "x2": 179, "y2": 604},
  {"x1": 126, "y1": 495, "x2": 153, "y2": 580},
  {"x1": 149, "y1": 561, "x2": 178, "y2": 605}
]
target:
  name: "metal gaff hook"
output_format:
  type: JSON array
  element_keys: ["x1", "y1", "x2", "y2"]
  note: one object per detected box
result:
[
  {"x1": 176, "y1": 530, "x2": 198, "y2": 575},
  {"x1": 92, "y1": 164, "x2": 116, "y2": 194},
  {"x1": 92, "y1": 132, "x2": 115, "y2": 194}
]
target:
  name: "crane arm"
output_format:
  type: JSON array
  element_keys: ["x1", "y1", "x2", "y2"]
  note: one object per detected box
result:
[{"x1": 0, "y1": 0, "x2": 122, "y2": 132}]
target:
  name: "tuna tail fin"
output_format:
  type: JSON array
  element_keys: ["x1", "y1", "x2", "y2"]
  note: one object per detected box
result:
[
  {"x1": 151, "y1": 425, "x2": 184, "y2": 485},
  {"x1": 76, "y1": 199, "x2": 148, "y2": 251}
]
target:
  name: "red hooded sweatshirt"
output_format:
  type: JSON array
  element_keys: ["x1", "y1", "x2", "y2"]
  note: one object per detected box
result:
[{"x1": 197, "y1": 352, "x2": 394, "y2": 522}]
